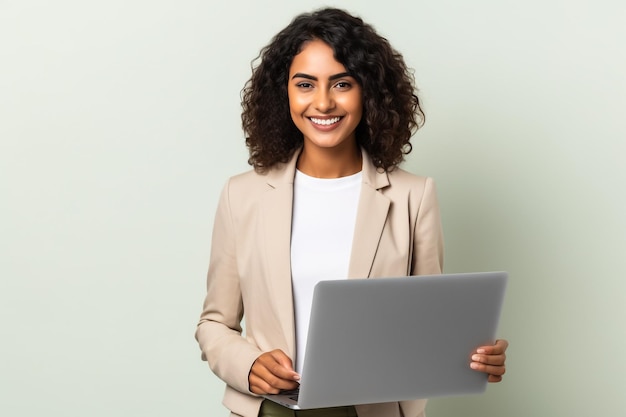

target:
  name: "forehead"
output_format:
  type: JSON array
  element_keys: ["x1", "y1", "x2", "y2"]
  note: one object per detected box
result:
[{"x1": 289, "y1": 39, "x2": 347, "y2": 76}]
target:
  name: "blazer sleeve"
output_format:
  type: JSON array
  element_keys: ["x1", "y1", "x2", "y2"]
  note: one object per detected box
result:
[
  {"x1": 195, "y1": 180, "x2": 262, "y2": 395},
  {"x1": 412, "y1": 177, "x2": 444, "y2": 275}
]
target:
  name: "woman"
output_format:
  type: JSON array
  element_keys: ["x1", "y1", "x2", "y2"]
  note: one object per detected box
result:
[{"x1": 196, "y1": 7, "x2": 508, "y2": 417}]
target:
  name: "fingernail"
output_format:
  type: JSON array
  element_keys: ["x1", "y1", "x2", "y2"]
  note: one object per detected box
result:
[
  {"x1": 472, "y1": 354, "x2": 481, "y2": 361},
  {"x1": 470, "y1": 362, "x2": 479, "y2": 369},
  {"x1": 294, "y1": 374, "x2": 301, "y2": 381},
  {"x1": 476, "y1": 349, "x2": 486, "y2": 354}
]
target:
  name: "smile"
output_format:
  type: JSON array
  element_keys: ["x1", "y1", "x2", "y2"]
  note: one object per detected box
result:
[{"x1": 309, "y1": 116, "x2": 342, "y2": 126}]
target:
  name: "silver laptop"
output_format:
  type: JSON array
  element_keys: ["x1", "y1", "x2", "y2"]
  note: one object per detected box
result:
[{"x1": 264, "y1": 271, "x2": 508, "y2": 410}]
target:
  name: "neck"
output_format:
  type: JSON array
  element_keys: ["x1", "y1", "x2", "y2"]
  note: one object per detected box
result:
[{"x1": 297, "y1": 143, "x2": 362, "y2": 178}]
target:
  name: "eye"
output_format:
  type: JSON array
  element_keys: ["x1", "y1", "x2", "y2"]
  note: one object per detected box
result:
[
  {"x1": 296, "y1": 82, "x2": 314, "y2": 89},
  {"x1": 335, "y1": 81, "x2": 352, "y2": 90}
]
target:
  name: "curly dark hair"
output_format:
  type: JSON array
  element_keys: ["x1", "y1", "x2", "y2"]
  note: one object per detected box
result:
[{"x1": 241, "y1": 7, "x2": 424, "y2": 172}]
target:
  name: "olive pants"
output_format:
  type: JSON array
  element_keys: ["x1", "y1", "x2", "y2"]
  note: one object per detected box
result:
[{"x1": 258, "y1": 400, "x2": 358, "y2": 417}]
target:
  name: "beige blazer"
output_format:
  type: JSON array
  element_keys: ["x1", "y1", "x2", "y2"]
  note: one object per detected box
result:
[{"x1": 196, "y1": 149, "x2": 444, "y2": 417}]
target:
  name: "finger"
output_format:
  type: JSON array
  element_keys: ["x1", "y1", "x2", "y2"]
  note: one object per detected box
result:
[
  {"x1": 268, "y1": 350, "x2": 300, "y2": 380},
  {"x1": 249, "y1": 372, "x2": 282, "y2": 395},
  {"x1": 476, "y1": 339, "x2": 509, "y2": 355},
  {"x1": 471, "y1": 352, "x2": 506, "y2": 366},
  {"x1": 262, "y1": 351, "x2": 299, "y2": 381},
  {"x1": 255, "y1": 350, "x2": 293, "y2": 371},
  {"x1": 249, "y1": 351, "x2": 300, "y2": 394},
  {"x1": 470, "y1": 361, "x2": 506, "y2": 377},
  {"x1": 250, "y1": 365, "x2": 300, "y2": 394},
  {"x1": 487, "y1": 374, "x2": 503, "y2": 383}
]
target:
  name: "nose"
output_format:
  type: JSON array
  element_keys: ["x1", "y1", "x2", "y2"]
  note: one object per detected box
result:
[{"x1": 314, "y1": 89, "x2": 335, "y2": 113}]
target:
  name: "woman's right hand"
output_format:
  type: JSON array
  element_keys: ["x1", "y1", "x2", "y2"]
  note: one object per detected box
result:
[{"x1": 248, "y1": 349, "x2": 301, "y2": 394}]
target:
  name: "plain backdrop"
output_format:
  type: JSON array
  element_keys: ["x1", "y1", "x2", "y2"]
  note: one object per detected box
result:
[{"x1": 1, "y1": 0, "x2": 625, "y2": 416}]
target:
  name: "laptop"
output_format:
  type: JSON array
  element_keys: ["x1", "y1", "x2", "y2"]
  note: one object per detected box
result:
[{"x1": 264, "y1": 271, "x2": 508, "y2": 410}]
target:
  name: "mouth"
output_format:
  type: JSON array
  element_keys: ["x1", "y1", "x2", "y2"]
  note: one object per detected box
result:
[{"x1": 309, "y1": 116, "x2": 342, "y2": 126}]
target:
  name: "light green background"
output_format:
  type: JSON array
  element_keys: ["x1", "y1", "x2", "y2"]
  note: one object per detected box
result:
[{"x1": 1, "y1": 0, "x2": 624, "y2": 416}]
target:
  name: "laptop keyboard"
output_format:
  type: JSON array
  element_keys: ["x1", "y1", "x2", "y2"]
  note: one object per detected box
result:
[{"x1": 280, "y1": 388, "x2": 300, "y2": 401}]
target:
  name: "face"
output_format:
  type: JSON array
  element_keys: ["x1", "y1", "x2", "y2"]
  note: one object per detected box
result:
[{"x1": 287, "y1": 39, "x2": 363, "y2": 153}]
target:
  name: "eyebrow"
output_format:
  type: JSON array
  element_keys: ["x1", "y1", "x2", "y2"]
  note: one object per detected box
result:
[{"x1": 291, "y1": 72, "x2": 352, "y2": 81}]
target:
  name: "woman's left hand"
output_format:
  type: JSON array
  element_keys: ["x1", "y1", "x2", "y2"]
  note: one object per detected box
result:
[{"x1": 470, "y1": 339, "x2": 508, "y2": 382}]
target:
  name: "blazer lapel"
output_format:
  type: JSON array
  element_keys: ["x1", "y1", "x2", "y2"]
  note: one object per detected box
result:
[
  {"x1": 260, "y1": 152, "x2": 299, "y2": 356},
  {"x1": 348, "y1": 151, "x2": 391, "y2": 279}
]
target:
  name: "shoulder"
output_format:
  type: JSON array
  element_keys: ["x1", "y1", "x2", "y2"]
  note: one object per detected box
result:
[
  {"x1": 384, "y1": 167, "x2": 436, "y2": 197},
  {"x1": 377, "y1": 167, "x2": 439, "y2": 218},
  {"x1": 220, "y1": 169, "x2": 270, "y2": 205},
  {"x1": 220, "y1": 160, "x2": 294, "y2": 206},
  {"x1": 386, "y1": 166, "x2": 429, "y2": 184},
  {"x1": 228, "y1": 168, "x2": 269, "y2": 189}
]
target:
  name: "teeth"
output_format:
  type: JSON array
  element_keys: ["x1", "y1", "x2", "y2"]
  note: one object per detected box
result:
[{"x1": 310, "y1": 117, "x2": 341, "y2": 126}]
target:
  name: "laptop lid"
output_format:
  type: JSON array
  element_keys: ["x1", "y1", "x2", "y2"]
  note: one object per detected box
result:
[{"x1": 265, "y1": 271, "x2": 508, "y2": 410}]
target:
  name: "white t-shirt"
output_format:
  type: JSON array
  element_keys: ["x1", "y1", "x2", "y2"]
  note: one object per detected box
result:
[{"x1": 290, "y1": 169, "x2": 362, "y2": 375}]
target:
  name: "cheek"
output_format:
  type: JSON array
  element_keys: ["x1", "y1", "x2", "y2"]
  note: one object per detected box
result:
[
  {"x1": 288, "y1": 94, "x2": 306, "y2": 115},
  {"x1": 342, "y1": 92, "x2": 363, "y2": 116}
]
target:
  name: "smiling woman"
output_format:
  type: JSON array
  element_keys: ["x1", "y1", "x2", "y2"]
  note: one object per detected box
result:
[{"x1": 195, "y1": 7, "x2": 508, "y2": 417}]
